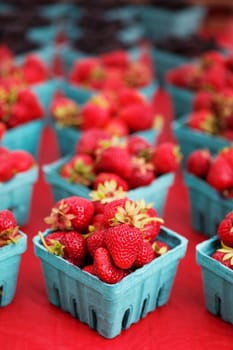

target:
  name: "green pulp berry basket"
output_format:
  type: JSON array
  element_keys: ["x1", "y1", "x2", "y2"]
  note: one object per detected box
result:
[
  {"x1": 0, "y1": 232, "x2": 27, "y2": 307},
  {"x1": 42, "y1": 156, "x2": 174, "y2": 217},
  {"x1": 184, "y1": 171, "x2": 233, "y2": 237},
  {"x1": 33, "y1": 227, "x2": 188, "y2": 338},
  {"x1": 0, "y1": 166, "x2": 38, "y2": 226},
  {"x1": 196, "y1": 236, "x2": 233, "y2": 325}
]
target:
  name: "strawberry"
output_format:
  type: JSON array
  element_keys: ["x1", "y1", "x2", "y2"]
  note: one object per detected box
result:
[
  {"x1": 61, "y1": 231, "x2": 87, "y2": 267},
  {"x1": 44, "y1": 231, "x2": 65, "y2": 246},
  {"x1": 86, "y1": 229, "x2": 107, "y2": 258},
  {"x1": 187, "y1": 109, "x2": 218, "y2": 135},
  {"x1": 93, "y1": 172, "x2": 129, "y2": 191},
  {"x1": 211, "y1": 250, "x2": 233, "y2": 269},
  {"x1": 0, "y1": 209, "x2": 19, "y2": 247},
  {"x1": 22, "y1": 54, "x2": 49, "y2": 84},
  {"x1": 0, "y1": 150, "x2": 14, "y2": 182},
  {"x1": 60, "y1": 154, "x2": 95, "y2": 186},
  {"x1": 152, "y1": 142, "x2": 181, "y2": 175},
  {"x1": 104, "y1": 223, "x2": 143, "y2": 269},
  {"x1": 117, "y1": 88, "x2": 146, "y2": 107},
  {"x1": 118, "y1": 102, "x2": 154, "y2": 132},
  {"x1": 50, "y1": 95, "x2": 80, "y2": 127},
  {"x1": 102, "y1": 198, "x2": 129, "y2": 227},
  {"x1": 10, "y1": 150, "x2": 35, "y2": 173},
  {"x1": 192, "y1": 91, "x2": 213, "y2": 111},
  {"x1": 0, "y1": 122, "x2": 6, "y2": 141},
  {"x1": 199, "y1": 65, "x2": 226, "y2": 91},
  {"x1": 93, "y1": 247, "x2": 126, "y2": 284},
  {"x1": 132, "y1": 240, "x2": 155, "y2": 269},
  {"x1": 44, "y1": 196, "x2": 95, "y2": 233},
  {"x1": 69, "y1": 58, "x2": 105, "y2": 88},
  {"x1": 75, "y1": 128, "x2": 111, "y2": 156},
  {"x1": 127, "y1": 157, "x2": 155, "y2": 189},
  {"x1": 186, "y1": 149, "x2": 212, "y2": 178},
  {"x1": 80, "y1": 100, "x2": 111, "y2": 130},
  {"x1": 217, "y1": 212, "x2": 233, "y2": 247},
  {"x1": 207, "y1": 154, "x2": 233, "y2": 191},
  {"x1": 127, "y1": 135, "x2": 153, "y2": 158},
  {"x1": 100, "y1": 50, "x2": 129, "y2": 69},
  {"x1": 142, "y1": 207, "x2": 163, "y2": 243},
  {"x1": 124, "y1": 61, "x2": 152, "y2": 88},
  {"x1": 82, "y1": 264, "x2": 96, "y2": 275},
  {"x1": 152, "y1": 240, "x2": 171, "y2": 258},
  {"x1": 96, "y1": 146, "x2": 132, "y2": 180},
  {"x1": 105, "y1": 118, "x2": 128, "y2": 137}
]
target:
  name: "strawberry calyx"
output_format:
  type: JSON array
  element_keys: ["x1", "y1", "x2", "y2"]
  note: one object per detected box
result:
[
  {"x1": 39, "y1": 231, "x2": 64, "y2": 256},
  {"x1": 216, "y1": 241, "x2": 233, "y2": 266},
  {"x1": 0, "y1": 226, "x2": 20, "y2": 246},
  {"x1": 152, "y1": 241, "x2": 168, "y2": 255},
  {"x1": 44, "y1": 201, "x2": 76, "y2": 230},
  {"x1": 90, "y1": 180, "x2": 127, "y2": 203},
  {"x1": 68, "y1": 160, "x2": 95, "y2": 186}
]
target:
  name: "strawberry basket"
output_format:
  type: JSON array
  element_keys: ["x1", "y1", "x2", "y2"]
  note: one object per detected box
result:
[
  {"x1": 0, "y1": 231, "x2": 27, "y2": 307},
  {"x1": 42, "y1": 155, "x2": 175, "y2": 217},
  {"x1": 0, "y1": 166, "x2": 38, "y2": 226},
  {"x1": 33, "y1": 226, "x2": 187, "y2": 338},
  {"x1": 196, "y1": 236, "x2": 233, "y2": 325},
  {"x1": 184, "y1": 171, "x2": 233, "y2": 236}
]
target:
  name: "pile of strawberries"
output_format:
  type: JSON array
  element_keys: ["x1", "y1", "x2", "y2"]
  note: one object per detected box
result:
[
  {"x1": 50, "y1": 87, "x2": 160, "y2": 135},
  {"x1": 186, "y1": 146, "x2": 233, "y2": 198},
  {"x1": 40, "y1": 195, "x2": 170, "y2": 284},
  {"x1": 0, "y1": 209, "x2": 21, "y2": 248},
  {"x1": 59, "y1": 133, "x2": 181, "y2": 192},
  {"x1": 211, "y1": 211, "x2": 233, "y2": 270},
  {"x1": 0, "y1": 146, "x2": 35, "y2": 182},
  {"x1": 68, "y1": 49, "x2": 154, "y2": 91}
]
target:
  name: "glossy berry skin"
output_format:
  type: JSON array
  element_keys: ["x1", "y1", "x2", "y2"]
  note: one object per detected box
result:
[
  {"x1": 61, "y1": 231, "x2": 87, "y2": 267},
  {"x1": 152, "y1": 142, "x2": 181, "y2": 175},
  {"x1": 0, "y1": 209, "x2": 17, "y2": 233},
  {"x1": 94, "y1": 247, "x2": 126, "y2": 284},
  {"x1": 133, "y1": 241, "x2": 155, "y2": 269},
  {"x1": 217, "y1": 214, "x2": 233, "y2": 247},
  {"x1": 104, "y1": 223, "x2": 143, "y2": 269},
  {"x1": 186, "y1": 149, "x2": 212, "y2": 179},
  {"x1": 86, "y1": 229, "x2": 107, "y2": 258},
  {"x1": 207, "y1": 155, "x2": 233, "y2": 191}
]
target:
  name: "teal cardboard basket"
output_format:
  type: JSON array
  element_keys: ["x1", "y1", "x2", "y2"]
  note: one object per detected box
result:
[
  {"x1": 184, "y1": 171, "x2": 233, "y2": 237},
  {"x1": 0, "y1": 166, "x2": 38, "y2": 226},
  {"x1": 196, "y1": 236, "x2": 233, "y2": 325},
  {"x1": 165, "y1": 83, "x2": 194, "y2": 118},
  {"x1": 2, "y1": 120, "x2": 45, "y2": 159},
  {"x1": 140, "y1": 4, "x2": 206, "y2": 41},
  {"x1": 0, "y1": 232, "x2": 27, "y2": 307},
  {"x1": 172, "y1": 115, "x2": 230, "y2": 165},
  {"x1": 33, "y1": 226, "x2": 188, "y2": 338},
  {"x1": 43, "y1": 156, "x2": 174, "y2": 216}
]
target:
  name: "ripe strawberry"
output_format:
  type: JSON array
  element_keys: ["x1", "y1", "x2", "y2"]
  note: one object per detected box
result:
[
  {"x1": 69, "y1": 58, "x2": 105, "y2": 88},
  {"x1": 10, "y1": 150, "x2": 35, "y2": 173},
  {"x1": 118, "y1": 102, "x2": 154, "y2": 132},
  {"x1": 186, "y1": 149, "x2": 212, "y2": 178},
  {"x1": 60, "y1": 154, "x2": 95, "y2": 186},
  {"x1": 142, "y1": 207, "x2": 163, "y2": 243},
  {"x1": 192, "y1": 91, "x2": 213, "y2": 111},
  {"x1": 124, "y1": 61, "x2": 152, "y2": 88},
  {"x1": 187, "y1": 109, "x2": 218, "y2": 134},
  {"x1": 86, "y1": 229, "x2": 107, "y2": 258},
  {"x1": 207, "y1": 154, "x2": 233, "y2": 191},
  {"x1": 96, "y1": 146, "x2": 132, "y2": 180},
  {"x1": 93, "y1": 247, "x2": 126, "y2": 284},
  {"x1": 75, "y1": 128, "x2": 111, "y2": 156},
  {"x1": 217, "y1": 212, "x2": 233, "y2": 247},
  {"x1": 100, "y1": 50, "x2": 129, "y2": 69},
  {"x1": 152, "y1": 142, "x2": 181, "y2": 175},
  {"x1": 61, "y1": 231, "x2": 87, "y2": 267},
  {"x1": 22, "y1": 54, "x2": 49, "y2": 84},
  {"x1": 44, "y1": 196, "x2": 95, "y2": 233},
  {"x1": 105, "y1": 118, "x2": 128, "y2": 137},
  {"x1": 82, "y1": 264, "x2": 96, "y2": 275},
  {"x1": 200, "y1": 65, "x2": 226, "y2": 91},
  {"x1": 0, "y1": 209, "x2": 19, "y2": 247},
  {"x1": 117, "y1": 88, "x2": 146, "y2": 107},
  {"x1": 39, "y1": 231, "x2": 65, "y2": 256},
  {"x1": 211, "y1": 250, "x2": 233, "y2": 269},
  {"x1": 93, "y1": 172, "x2": 128, "y2": 191},
  {"x1": 0, "y1": 151, "x2": 14, "y2": 182},
  {"x1": 104, "y1": 223, "x2": 143, "y2": 269},
  {"x1": 44, "y1": 231, "x2": 65, "y2": 246},
  {"x1": 127, "y1": 157, "x2": 155, "y2": 189},
  {"x1": 133, "y1": 240, "x2": 155, "y2": 268},
  {"x1": 102, "y1": 198, "x2": 129, "y2": 227},
  {"x1": 152, "y1": 240, "x2": 171, "y2": 258},
  {"x1": 50, "y1": 95, "x2": 80, "y2": 127},
  {"x1": 0, "y1": 122, "x2": 6, "y2": 141},
  {"x1": 127, "y1": 135, "x2": 153, "y2": 158},
  {"x1": 80, "y1": 100, "x2": 111, "y2": 130}
]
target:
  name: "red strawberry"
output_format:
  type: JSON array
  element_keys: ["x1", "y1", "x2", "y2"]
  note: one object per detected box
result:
[
  {"x1": 118, "y1": 102, "x2": 154, "y2": 132},
  {"x1": 22, "y1": 54, "x2": 49, "y2": 84},
  {"x1": 82, "y1": 264, "x2": 96, "y2": 275},
  {"x1": 0, "y1": 122, "x2": 6, "y2": 141},
  {"x1": 192, "y1": 91, "x2": 213, "y2": 111},
  {"x1": 186, "y1": 149, "x2": 212, "y2": 178},
  {"x1": 127, "y1": 157, "x2": 155, "y2": 189},
  {"x1": 93, "y1": 247, "x2": 126, "y2": 284},
  {"x1": 142, "y1": 207, "x2": 163, "y2": 243},
  {"x1": 86, "y1": 229, "x2": 107, "y2": 257},
  {"x1": 93, "y1": 172, "x2": 128, "y2": 191},
  {"x1": 207, "y1": 154, "x2": 233, "y2": 191},
  {"x1": 75, "y1": 128, "x2": 111, "y2": 156},
  {"x1": 10, "y1": 150, "x2": 35, "y2": 173},
  {"x1": 117, "y1": 88, "x2": 146, "y2": 107},
  {"x1": 60, "y1": 154, "x2": 95, "y2": 186},
  {"x1": 105, "y1": 118, "x2": 128, "y2": 137},
  {"x1": 187, "y1": 109, "x2": 218, "y2": 134},
  {"x1": 16, "y1": 89, "x2": 44, "y2": 119},
  {"x1": 80, "y1": 100, "x2": 111, "y2": 130},
  {"x1": 102, "y1": 198, "x2": 129, "y2": 227},
  {"x1": 124, "y1": 61, "x2": 152, "y2": 88},
  {"x1": 127, "y1": 135, "x2": 153, "y2": 158},
  {"x1": 50, "y1": 95, "x2": 80, "y2": 127},
  {"x1": 96, "y1": 146, "x2": 132, "y2": 180},
  {"x1": 44, "y1": 196, "x2": 95, "y2": 233},
  {"x1": 100, "y1": 50, "x2": 129, "y2": 69},
  {"x1": 200, "y1": 65, "x2": 226, "y2": 91},
  {"x1": 217, "y1": 212, "x2": 233, "y2": 247},
  {"x1": 44, "y1": 231, "x2": 65, "y2": 246},
  {"x1": 61, "y1": 231, "x2": 87, "y2": 267},
  {"x1": 104, "y1": 223, "x2": 143, "y2": 269},
  {"x1": 0, "y1": 209, "x2": 19, "y2": 247},
  {"x1": 0, "y1": 151, "x2": 15, "y2": 182},
  {"x1": 133, "y1": 240, "x2": 155, "y2": 268},
  {"x1": 152, "y1": 142, "x2": 181, "y2": 175},
  {"x1": 69, "y1": 58, "x2": 105, "y2": 88},
  {"x1": 211, "y1": 250, "x2": 233, "y2": 269}
]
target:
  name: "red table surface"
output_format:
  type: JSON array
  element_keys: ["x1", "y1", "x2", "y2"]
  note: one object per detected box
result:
[{"x1": 0, "y1": 89, "x2": 232, "y2": 350}]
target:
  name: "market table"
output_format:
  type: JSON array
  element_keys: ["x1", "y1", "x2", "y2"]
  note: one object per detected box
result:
[{"x1": 0, "y1": 89, "x2": 232, "y2": 350}]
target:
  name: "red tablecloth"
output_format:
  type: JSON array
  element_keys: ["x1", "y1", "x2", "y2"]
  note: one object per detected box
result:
[{"x1": 0, "y1": 89, "x2": 232, "y2": 350}]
